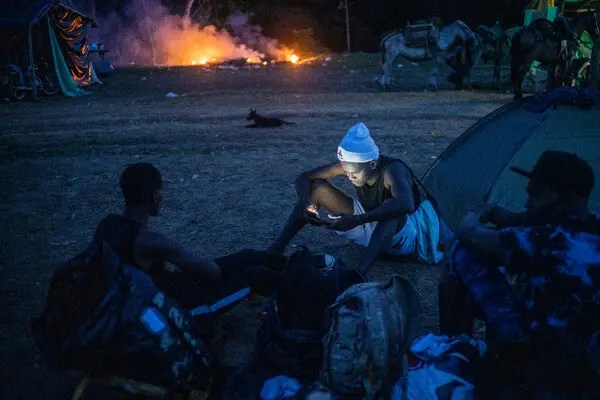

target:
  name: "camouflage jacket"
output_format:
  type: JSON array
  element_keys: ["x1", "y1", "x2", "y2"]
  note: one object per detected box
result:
[{"x1": 498, "y1": 214, "x2": 600, "y2": 339}]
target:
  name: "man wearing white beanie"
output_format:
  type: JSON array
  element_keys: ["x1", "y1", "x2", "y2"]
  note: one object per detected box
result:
[{"x1": 267, "y1": 122, "x2": 445, "y2": 273}]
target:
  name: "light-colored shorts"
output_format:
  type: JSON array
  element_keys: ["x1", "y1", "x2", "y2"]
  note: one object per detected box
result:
[{"x1": 339, "y1": 198, "x2": 444, "y2": 264}]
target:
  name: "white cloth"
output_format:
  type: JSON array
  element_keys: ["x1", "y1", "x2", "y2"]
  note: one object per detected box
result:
[
  {"x1": 337, "y1": 122, "x2": 379, "y2": 162},
  {"x1": 339, "y1": 199, "x2": 444, "y2": 264},
  {"x1": 391, "y1": 366, "x2": 475, "y2": 400}
]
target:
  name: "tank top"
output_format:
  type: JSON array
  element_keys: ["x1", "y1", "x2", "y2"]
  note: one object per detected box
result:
[
  {"x1": 355, "y1": 156, "x2": 422, "y2": 212},
  {"x1": 93, "y1": 213, "x2": 144, "y2": 269}
]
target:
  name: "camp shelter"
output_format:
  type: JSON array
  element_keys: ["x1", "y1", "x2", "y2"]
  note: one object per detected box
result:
[
  {"x1": 0, "y1": 0, "x2": 99, "y2": 99},
  {"x1": 424, "y1": 87, "x2": 600, "y2": 230}
]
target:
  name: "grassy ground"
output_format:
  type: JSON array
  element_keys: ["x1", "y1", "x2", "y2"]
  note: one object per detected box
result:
[{"x1": 0, "y1": 52, "x2": 512, "y2": 398}]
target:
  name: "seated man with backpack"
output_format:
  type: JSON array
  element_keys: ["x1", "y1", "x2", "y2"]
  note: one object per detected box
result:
[
  {"x1": 94, "y1": 162, "x2": 222, "y2": 301},
  {"x1": 438, "y1": 151, "x2": 600, "y2": 396},
  {"x1": 32, "y1": 162, "x2": 287, "y2": 397},
  {"x1": 94, "y1": 162, "x2": 285, "y2": 310},
  {"x1": 267, "y1": 122, "x2": 446, "y2": 274}
]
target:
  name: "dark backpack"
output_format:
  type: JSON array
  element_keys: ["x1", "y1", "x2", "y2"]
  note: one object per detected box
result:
[
  {"x1": 31, "y1": 241, "x2": 214, "y2": 390},
  {"x1": 255, "y1": 246, "x2": 364, "y2": 381}
]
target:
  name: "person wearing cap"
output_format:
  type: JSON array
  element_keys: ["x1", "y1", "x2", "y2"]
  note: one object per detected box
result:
[
  {"x1": 438, "y1": 150, "x2": 600, "y2": 395},
  {"x1": 267, "y1": 122, "x2": 445, "y2": 274}
]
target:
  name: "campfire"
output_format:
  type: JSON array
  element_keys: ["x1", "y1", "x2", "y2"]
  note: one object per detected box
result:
[
  {"x1": 97, "y1": 1, "x2": 314, "y2": 67},
  {"x1": 187, "y1": 49, "x2": 302, "y2": 67},
  {"x1": 188, "y1": 52, "x2": 302, "y2": 66}
]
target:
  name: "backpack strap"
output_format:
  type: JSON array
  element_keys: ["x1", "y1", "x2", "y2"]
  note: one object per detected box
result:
[{"x1": 395, "y1": 158, "x2": 441, "y2": 214}]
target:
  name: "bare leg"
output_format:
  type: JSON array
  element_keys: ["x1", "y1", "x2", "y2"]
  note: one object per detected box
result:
[
  {"x1": 381, "y1": 46, "x2": 395, "y2": 90},
  {"x1": 267, "y1": 179, "x2": 353, "y2": 255},
  {"x1": 511, "y1": 35, "x2": 528, "y2": 99},
  {"x1": 428, "y1": 52, "x2": 440, "y2": 91},
  {"x1": 438, "y1": 266, "x2": 474, "y2": 336},
  {"x1": 358, "y1": 216, "x2": 406, "y2": 274}
]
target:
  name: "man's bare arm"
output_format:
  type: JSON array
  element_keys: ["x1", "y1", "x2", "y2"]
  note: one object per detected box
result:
[
  {"x1": 487, "y1": 205, "x2": 530, "y2": 228},
  {"x1": 361, "y1": 163, "x2": 415, "y2": 223},
  {"x1": 135, "y1": 230, "x2": 222, "y2": 282},
  {"x1": 456, "y1": 211, "x2": 507, "y2": 262},
  {"x1": 295, "y1": 163, "x2": 345, "y2": 206}
]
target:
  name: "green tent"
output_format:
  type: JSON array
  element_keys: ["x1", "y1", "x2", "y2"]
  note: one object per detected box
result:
[{"x1": 424, "y1": 88, "x2": 600, "y2": 230}]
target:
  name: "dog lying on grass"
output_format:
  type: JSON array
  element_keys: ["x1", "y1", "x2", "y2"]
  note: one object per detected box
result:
[{"x1": 246, "y1": 109, "x2": 295, "y2": 128}]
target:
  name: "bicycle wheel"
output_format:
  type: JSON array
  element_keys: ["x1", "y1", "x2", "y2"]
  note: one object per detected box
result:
[
  {"x1": 7, "y1": 65, "x2": 25, "y2": 101},
  {"x1": 40, "y1": 70, "x2": 60, "y2": 96}
]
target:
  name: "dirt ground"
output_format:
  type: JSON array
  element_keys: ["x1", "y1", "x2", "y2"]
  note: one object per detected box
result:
[{"x1": 0, "y1": 53, "x2": 512, "y2": 399}]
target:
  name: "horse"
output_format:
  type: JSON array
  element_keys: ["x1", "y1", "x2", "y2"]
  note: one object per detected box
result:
[
  {"x1": 379, "y1": 20, "x2": 502, "y2": 91},
  {"x1": 477, "y1": 22, "x2": 512, "y2": 90},
  {"x1": 510, "y1": 10, "x2": 599, "y2": 99}
]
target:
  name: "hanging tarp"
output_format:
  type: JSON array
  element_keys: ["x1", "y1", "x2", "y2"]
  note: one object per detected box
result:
[
  {"x1": 48, "y1": 18, "x2": 89, "y2": 97},
  {"x1": 51, "y1": 7, "x2": 94, "y2": 86}
]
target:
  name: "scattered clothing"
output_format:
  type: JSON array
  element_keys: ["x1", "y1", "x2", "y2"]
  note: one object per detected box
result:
[
  {"x1": 260, "y1": 376, "x2": 301, "y2": 400},
  {"x1": 409, "y1": 333, "x2": 487, "y2": 362},
  {"x1": 391, "y1": 333, "x2": 486, "y2": 400}
]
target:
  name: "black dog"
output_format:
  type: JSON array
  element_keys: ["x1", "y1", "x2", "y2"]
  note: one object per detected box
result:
[{"x1": 246, "y1": 109, "x2": 295, "y2": 128}]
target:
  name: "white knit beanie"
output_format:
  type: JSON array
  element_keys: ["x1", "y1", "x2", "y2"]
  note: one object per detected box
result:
[{"x1": 336, "y1": 122, "x2": 379, "y2": 163}]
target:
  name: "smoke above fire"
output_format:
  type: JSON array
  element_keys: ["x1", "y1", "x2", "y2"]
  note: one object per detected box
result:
[{"x1": 95, "y1": 0, "x2": 297, "y2": 66}]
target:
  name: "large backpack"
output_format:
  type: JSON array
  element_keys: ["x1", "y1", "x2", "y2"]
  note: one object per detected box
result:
[
  {"x1": 255, "y1": 246, "x2": 365, "y2": 381},
  {"x1": 320, "y1": 275, "x2": 422, "y2": 399},
  {"x1": 31, "y1": 241, "x2": 214, "y2": 390}
]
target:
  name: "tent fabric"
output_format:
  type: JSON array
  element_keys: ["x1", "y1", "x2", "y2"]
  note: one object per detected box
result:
[
  {"x1": 0, "y1": 0, "x2": 94, "y2": 28},
  {"x1": 48, "y1": 19, "x2": 89, "y2": 96},
  {"x1": 51, "y1": 8, "x2": 95, "y2": 86},
  {"x1": 423, "y1": 88, "x2": 600, "y2": 230}
]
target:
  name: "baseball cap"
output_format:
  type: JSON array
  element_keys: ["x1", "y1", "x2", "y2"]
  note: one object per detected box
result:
[{"x1": 510, "y1": 150, "x2": 595, "y2": 198}]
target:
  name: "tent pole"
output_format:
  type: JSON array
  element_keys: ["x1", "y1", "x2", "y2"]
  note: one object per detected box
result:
[{"x1": 28, "y1": 23, "x2": 38, "y2": 101}]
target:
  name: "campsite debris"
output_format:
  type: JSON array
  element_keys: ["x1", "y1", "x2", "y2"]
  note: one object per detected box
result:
[
  {"x1": 165, "y1": 92, "x2": 178, "y2": 98},
  {"x1": 48, "y1": 239, "x2": 77, "y2": 246},
  {"x1": 260, "y1": 375, "x2": 301, "y2": 399},
  {"x1": 391, "y1": 333, "x2": 487, "y2": 400},
  {"x1": 431, "y1": 129, "x2": 441, "y2": 137},
  {"x1": 192, "y1": 174, "x2": 199, "y2": 180}
]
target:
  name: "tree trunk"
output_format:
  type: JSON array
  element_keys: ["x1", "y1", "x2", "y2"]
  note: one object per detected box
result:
[{"x1": 28, "y1": 24, "x2": 37, "y2": 101}]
